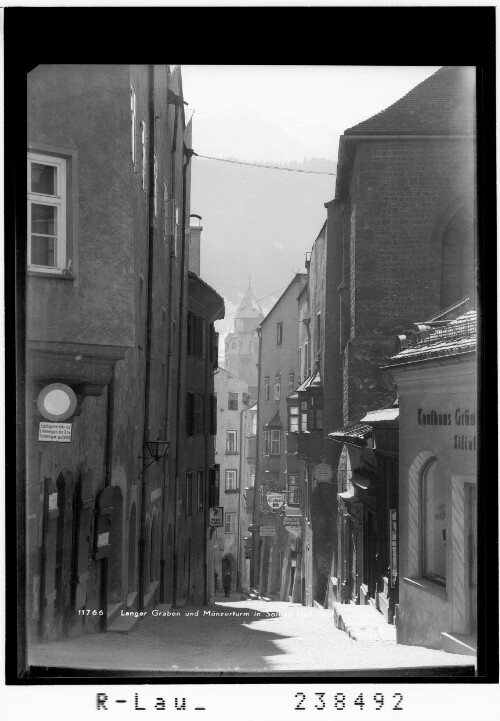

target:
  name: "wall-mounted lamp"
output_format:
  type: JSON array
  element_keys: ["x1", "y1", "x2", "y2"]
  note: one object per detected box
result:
[{"x1": 138, "y1": 440, "x2": 171, "y2": 476}]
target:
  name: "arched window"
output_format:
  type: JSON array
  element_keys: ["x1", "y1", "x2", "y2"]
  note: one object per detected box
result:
[
  {"x1": 421, "y1": 461, "x2": 447, "y2": 584},
  {"x1": 441, "y1": 207, "x2": 475, "y2": 307}
]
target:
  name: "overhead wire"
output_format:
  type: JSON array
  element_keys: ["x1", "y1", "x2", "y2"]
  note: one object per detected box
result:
[{"x1": 193, "y1": 152, "x2": 336, "y2": 176}]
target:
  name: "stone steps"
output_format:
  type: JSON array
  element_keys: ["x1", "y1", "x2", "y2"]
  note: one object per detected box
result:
[
  {"x1": 333, "y1": 602, "x2": 397, "y2": 642},
  {"x1": 441, "y1": 632, "x2": 477, "y2": 657}
]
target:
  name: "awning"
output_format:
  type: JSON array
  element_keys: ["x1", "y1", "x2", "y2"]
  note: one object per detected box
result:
[
  {"x1": 328, "y1": 422, "x2": 372, "y2": 447},
  {"x1": 351, "y1": 472, "x2": 371, "y2": 490},
  {"x1": 361, "y1": 408, "x2": 399, "y2": 423},
  {"x1": 264, "y1": 410, "x2": 282, "y2": 428}
]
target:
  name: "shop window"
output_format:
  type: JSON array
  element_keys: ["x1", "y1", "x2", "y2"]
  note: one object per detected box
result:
[{"x1": 422, "y1": 461, "x2": 447, "y2": 584}]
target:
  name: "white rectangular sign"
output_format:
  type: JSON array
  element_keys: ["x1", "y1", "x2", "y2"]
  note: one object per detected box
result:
[
  {"x1": 260, "y1": 525, "x2": 276, "y2": 536},
  {"x1": 38, "y1": 422, "x2": 72, "y2": 443},
  {"x1": 97, "y1": 532, "x2": 109, "y2": 548},
  {"x1": 209, "y1": 507, "x2": 223, "y2": 527}
]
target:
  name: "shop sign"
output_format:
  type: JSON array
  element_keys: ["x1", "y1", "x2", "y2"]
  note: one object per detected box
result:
[
  {"x1": 97, "y1": 532, "x2": 109, "y2": 548},
  {"x1": 416, "y1": 405, "x2": 477, "y2": 452},
  {"x1": 248, "y1": 524, "x2": 260, "y2": 533},
  {"x1": 38, "y1": 421, "x2": 72, "y2": 443},
  {"x1": 209, "y1": 507, "x2": 223, "y2": 527},
  {"x1": 283, "y1": 516, "x2": 301, "y2": 527},
  {"x1": 260, "y1": 525, "x2": 275, "y2": 537},
  {"x1": 267, "y1": 492, "x2": 285, "y2": 510},
  {"x1": 389, "y1": 508, "x2": 398, "y2": 588},
  {"x1": 313, "y1": 461, "x2": 333, "y2": 482}
]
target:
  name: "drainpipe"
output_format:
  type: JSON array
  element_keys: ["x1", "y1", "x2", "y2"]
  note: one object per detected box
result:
[
  {"x1": 172, "y1": 125, "x2": 191, "y2": 607},
  {"x1": 138, "y1": 64, "x2": 155, "y2": 611},
  {"x1": 251, "y1": 326, "x2": 263, "y2": 588},
  {"x1": 236, "y1": 398, "x2": 245, "y2": 591},
  {"x1": 159, "y1": 69, "x2": 178, "y2": 604}
]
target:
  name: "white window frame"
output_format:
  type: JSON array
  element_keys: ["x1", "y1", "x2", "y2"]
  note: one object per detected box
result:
[
  {"x1": 27, "y1": 152, "x2": 67, "y2": 274},
  {"x1": 130, "y1": 85, "x2": 136, "y2": 167},
  {"x1": 270, "y1": 429, "x2": 281, "y2": 456},
  {"x1": 225, "y1": 512, "x2": 236, "y2": 534},
  {"x1": 225, "y1": 469, "x2": 238, "y2": 492},
  {"x1": 288, "y1": 404, "x2": 299, "y2": 433}
]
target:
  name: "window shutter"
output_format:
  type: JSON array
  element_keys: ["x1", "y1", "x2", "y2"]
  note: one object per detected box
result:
[
  {"x1": 186, "y1": 393, "x2": 194, "y2": 436},
  {"x1": 209, "y1": 465, "x2": 220, "y2": 507}
]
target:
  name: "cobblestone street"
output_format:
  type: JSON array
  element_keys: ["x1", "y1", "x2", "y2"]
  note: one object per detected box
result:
[{"x1": 29, "y1": 596, "x2": 475, "y2": 676}]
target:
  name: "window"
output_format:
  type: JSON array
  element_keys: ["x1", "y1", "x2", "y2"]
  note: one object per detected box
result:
[
  {"x1": 187, "y1": 312, "x2": 206, "y2": 360},
  {"x1": 300, "y1": 400, "x2": 308, "y2": 432},
  {"x1": 141, "y1": 120, "x2": 147, "y2": 191},
  {"x1": 288, "y1": 373, "x2": 295, "y2": 393},
  {"x1": 197, "y1": 470, "x2": 204, "y2": 513},
  {"x1": 287, "y1": 475, "x2": 300, "y2": 507},
  {"x1": 315, "y1": 312, "x2": 321, "y2": 354},
  {"x1": 274, "y1": 376, "x2": 281, "y2": 401},
  {"x1": 130, "y1": 85, "x2": 136, "y2": 166},
  {"x1": 231, "y1": 342, "x2": 238, "y2": 351},
  {"x1": 441, "y1": 208, "x2": 476, "y2": 307},
  {"x1": 422, "y1": 461, "x2": 447, "y2": 584},
  {"x1": 264, "y1": 377, "x2": 270, "y2": 401},
  {"x1": 249, "y1": 466, "x2": 255, "y2": 488},
  {"x1": 288, "y1": 404, "x2": 299, "y2": 433},
  {"x1": 228, "y1": 392, "x2": 238, "y2": 411},
  {"x1": 225, "y1": 469, "x2": 238, "y2": 492},
  {"x1": 187, "y1": 393, "x2": 206, "y2": 436},
  {"x1": 226, "y1": 430, "x2": 238, "y2": 454},
  {"x1": 225, "y1": 512, "x2": 236, "y2": 534},
  {"x1": 298, "y1": 346, "x2": 302, "y2": 381},
  {"x1": 304, "y1": 341, "x2": 310, "y2": 377},
  {"x1": 277, "y1": 322, "x2": 283, "y2": 345},
  {"x1": 270, "y1": 429, "x2": 280, "y2": 455},
  {"x1": 262, "y1": 429, "x2": 269, "y2": 456},
  {"x1": 209, "y1": 324, "x2": 219, "y2": 369},
  {"x1": 153, "y1": 154, "x2": 158, "y2": 218},
  {"x1": 307, "y1": 394, "x2": 323, "y2": 430},
  {"x1": 185, "y1": 472, "x2": 193, "y2": 517},
  {"x1": 251, "y1": 413, "x2": 257, "y2": 436},
  {"x1": 28, "y1": 153, "x2": 66, "y2": 273}
]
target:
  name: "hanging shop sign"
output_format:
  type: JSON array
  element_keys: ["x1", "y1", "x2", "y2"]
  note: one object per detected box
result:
[
  {"x1": 389, "y1": 508, "x2": 398, "y2": 588},
  {"x1": 313, "y1": 461, "x2": 333, "y2": 483},
  {"x1": 37, "y1": 383, "x2": 77, "y2": 422},
  {"x1": 248, "y1": 524, "x2": 260, "y2": 533},
  {"x1": 38, "y1": 421, "x2": 72, "y2": 443},
  {"x1": 260, "y1": 525, "x2": 276, "y2": 537},
  {"x1": 283, "y1": 516, "x2": 302, "y2": 528},
  {"x1": 267, "y1": 492, "x2": 285, "y2": 510},
  {"x1": 209, "y1": 507, "x2": 223, "y2": 527}
]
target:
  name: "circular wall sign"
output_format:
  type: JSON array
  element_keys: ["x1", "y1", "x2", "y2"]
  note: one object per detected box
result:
[
  {"x1": 313, "y1": 462, "x2": 333, "y2": 483},
  {"x1": 37, "y1": 383, "x2": 77, "y2": 422}
]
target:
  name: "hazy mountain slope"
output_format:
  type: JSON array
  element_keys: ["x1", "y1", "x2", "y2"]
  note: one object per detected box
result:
[{"x1": 191, "y1": 155, "x2": 336, "y2": 311}]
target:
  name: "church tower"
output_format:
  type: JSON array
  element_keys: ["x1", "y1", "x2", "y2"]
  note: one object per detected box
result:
[{"x1": 224, "y1": 281, "x2": 264, "y2": 396}]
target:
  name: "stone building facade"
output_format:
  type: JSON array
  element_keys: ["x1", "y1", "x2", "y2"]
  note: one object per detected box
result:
[{"x1": 25, "y1": 64, "x2": 223, "y2": 649}]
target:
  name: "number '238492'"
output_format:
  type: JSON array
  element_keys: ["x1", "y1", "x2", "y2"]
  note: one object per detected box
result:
[{"x1": 294, "y1": 692, "x2": 403, "y2": 711}]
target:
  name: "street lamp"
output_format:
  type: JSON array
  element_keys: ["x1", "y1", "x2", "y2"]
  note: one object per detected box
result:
[{"x1": 138, "y1": 440, "x2": 171, "y2": 476}]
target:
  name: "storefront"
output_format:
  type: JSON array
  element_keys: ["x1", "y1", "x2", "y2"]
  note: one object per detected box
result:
[{"x1": 389, "y1": 311, "x2": 477, "y2": 652}]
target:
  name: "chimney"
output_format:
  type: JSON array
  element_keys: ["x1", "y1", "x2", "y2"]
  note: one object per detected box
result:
[{"x1": 189, "y1": 214, "x2": 202, "y2": 276}]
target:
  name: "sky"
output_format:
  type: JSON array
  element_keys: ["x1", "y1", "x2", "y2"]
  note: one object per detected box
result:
[{"x1": 180, "y1": 65, "x2": 441, "y2": 356}]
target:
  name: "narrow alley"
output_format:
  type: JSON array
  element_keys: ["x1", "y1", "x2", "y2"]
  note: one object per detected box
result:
[{"x1": 29, "y1": 596, "x2": 474, "y2": 676}]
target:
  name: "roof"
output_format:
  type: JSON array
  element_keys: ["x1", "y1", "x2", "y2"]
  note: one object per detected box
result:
[
  {"x1": 264, "y1": 410, "x2": 282, "y2": 428},
  {"x1": 234, "y1": 284, "x2": 264, "y2": 320},
  {"x1": 328, "y1": 422, "x2": 372, "y2": 447},
  {"x1": 260, "y1": 273, "x2": 307, "y2": 327},
  {"x1": 389, "y1": 310, "x2": 476, "y2": 365},
  {"x1": 345, "y1": 66, "x2": 475, "y2": 137},
  {"x1": 296, "y1": 368, "x2": 322, "y2": 392},
  {"x1": 361, "y1": 408, "x2": 399, "y2": 423},
  {"x1": 188, "y1": 271, "x2": 225, "y2": 321}
]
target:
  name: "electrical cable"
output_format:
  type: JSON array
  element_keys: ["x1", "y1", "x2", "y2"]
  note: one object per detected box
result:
[{"x1": 193, "y1": 152, "x2": 336, "y2": 176}]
